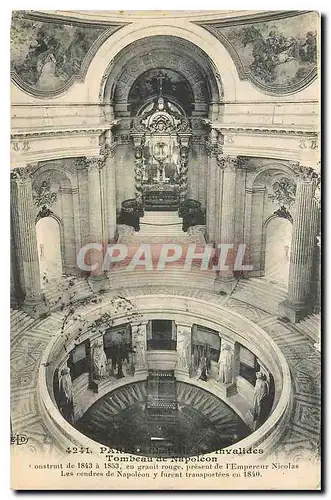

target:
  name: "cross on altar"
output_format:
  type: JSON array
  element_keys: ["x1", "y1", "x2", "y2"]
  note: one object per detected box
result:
[{"x1": 157, "y1": 72, "x2": 166, "y2": 95}]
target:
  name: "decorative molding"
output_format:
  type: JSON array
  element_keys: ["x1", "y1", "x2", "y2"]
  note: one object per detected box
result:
[
  {"x1": 104, "y1": 40, "x2": 221, "y2": 105},
  {"x1": 32, "y1": 179, "x2": 58, "y2": 213},
  {"x1": 11, "y1": 127, "x2": 111, "y2": 141},
  {"x1": 299, "y1": 138, "x2": 319, "y2": 150},
  {"x1": 195, "y1": 11, "x2": 318, "y2": 96},
  {"x1": 215, "y1": 126, "x2": 319, "y2": 138},
  {"x1": 12, "y1": 140, "x2": 30, "y2": 152},
  {"x1": 11, "y1": 12, "x2": 127, "y2": 98},
  {"x1": 269, "y1": 178, "x2": 296, "y2": 208}
]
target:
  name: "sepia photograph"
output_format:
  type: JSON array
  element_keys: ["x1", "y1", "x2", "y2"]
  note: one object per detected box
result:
[{"x1": 9, "y1": 8, "x2": 321, "y2": 490}]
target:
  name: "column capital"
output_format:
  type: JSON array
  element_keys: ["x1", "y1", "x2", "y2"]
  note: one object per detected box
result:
[
  {"x1": 217, "y1": 155, "x2": 249, "y2": 170},
  {"x1": 10, "y1": 164, "x2": 36, "y2": 183},
  {"x1": 77, "y1": 156, "x2": 104, "y2": 171},
  {"x1": 290, "y1": 161, "x2": 320, "y2": 184}
]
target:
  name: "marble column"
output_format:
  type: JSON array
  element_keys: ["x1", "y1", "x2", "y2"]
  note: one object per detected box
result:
[
  {"x1": 279, "y1": 175, "x2": 318, "y2": 322},
  {"x1": 215, "y1": 156, "x2": 238, "y2": 294},
  {"x1": 205, "y1": 130, "x2": 219, "y2": 244},
  {"x1": 217, "y1": 337, "x2": 239, "y2": 398},
  {"x1": 10, "y1": 166, "x2": 48, "y2": 317},
  {"x1": 86, "y1": 157, "x2": 107, "y2": 286},
  {"x1": 174, "y1": 322, "x2": 192, "y2": 378},
  {"x1": 104, "y1": 142, "x2": 117, "y2": 242},
  {"x1": 214, "y1": 163, "x2": 223, "y2": 244},
  {"x1": 131, "y1": 321, "x2": 148, "y2": 376}
]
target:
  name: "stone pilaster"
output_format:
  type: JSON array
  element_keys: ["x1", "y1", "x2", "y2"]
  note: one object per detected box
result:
[
  {"x1": 217, "y1": 337, "x2": 239, "y2": 398},
  {"x1": 174, "y1": 322, "x2": 192, "y2": 378},
  {"x1": 103, "y1": 140, "x2": 117, "y2": 242},
  {"x1": 205, "y1": 130, "x2": 220, "y2": 244},
  {"x1": 214, "y1": 155, "x2": 238, "y2": 294},
  {"x1": 10, "y1": 166, "x2": 48, "y2": 318},
  {"x1": 279, "y1": 169, "x2": 319, "y2": 323},
  {"x1": 131, "y1": 321, "x2": 148, "y2": 376},
  {"x1": 214, "y1": 163, "x2": 223, "y2": 244},
  {"x1": 86, "y1": 157, "x2": 107, "y2": 287}
]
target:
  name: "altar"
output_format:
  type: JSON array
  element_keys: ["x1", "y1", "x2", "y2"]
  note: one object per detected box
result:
[{"x1": 130, "y1": 71, "x2": 191, "y2": 211}]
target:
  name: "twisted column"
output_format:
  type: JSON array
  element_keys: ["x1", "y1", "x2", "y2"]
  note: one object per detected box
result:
[
  {"x1": 279, "y1": 170, "x2": 319, "y2": 322},
  {"x1": 179, "y1": 146, "x2": 189, "y2": 203},
  {"x1": 133, "y1": 144, "x2": 144, "y2": 203},
  {"x1": 11, "y1": 166, "x2": 47, "y2": 317}
]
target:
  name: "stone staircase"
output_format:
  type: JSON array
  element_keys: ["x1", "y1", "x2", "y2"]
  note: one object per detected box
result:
[
  {"x1": 128, "y1": 211, "x2": 195, "y2": 244},
  {"x1": 41, "y1": 276, "x2": 93, "y2": 309},
  {"x1": 108, "y1": 268, "x2": 215, "y2": 291},
  {"x1": 232, "y1": 276, "x2": 288, "y2": 315}
]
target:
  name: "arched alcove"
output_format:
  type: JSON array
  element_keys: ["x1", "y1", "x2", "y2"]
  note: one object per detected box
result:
[
  {"x1": 36, "y1": 216, "x2": 63, "y2": 281},
  {"x1": 263, "y1": 216, "x2": 292, "y2": 287}
]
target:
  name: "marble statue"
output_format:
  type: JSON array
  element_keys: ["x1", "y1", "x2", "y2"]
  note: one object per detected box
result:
[
  {"x1": 134, "y1": 340, "x2": 146, "y2": 368},
  {"x1": 58, "y1": 367, "x2": 74, "y2": 422},
  {"x1": 252, "y1": 371, "x2": 269, "y2": 429},
  {"x1": 91, "y1": 340, "x2": 108, "y2": 380},
  {"x1": 218, "y1": 345, "x2": 233, "y2": 384},
  {"x1": 176, "y1": 333, "x2": 191, "y2": 370}
]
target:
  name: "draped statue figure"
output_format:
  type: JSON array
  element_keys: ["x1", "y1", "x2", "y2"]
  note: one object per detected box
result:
[
  {"x1": 91, "y1": 340, "x2": 108, "y2": 380},
  {"x1": 252, "y1": 371, "x2": 269, "y2": 429},
  {"x1": 176, "y1": 333, "x2": 191, "y2": 370},
  {"x1": 58, "y1": 367, "x2": 74, "y2": 422},
  {"x1": 218, "y1": 345, "x2": 233, "y2": 384}
]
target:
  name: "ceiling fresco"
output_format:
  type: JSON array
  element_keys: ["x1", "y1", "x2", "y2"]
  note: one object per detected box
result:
[
  {"x1": 196, "y1": 11, "x2": 318, "y2": 94},
  {"x1": 10, "y1": 11, "x2": 125, "y2": 96}
]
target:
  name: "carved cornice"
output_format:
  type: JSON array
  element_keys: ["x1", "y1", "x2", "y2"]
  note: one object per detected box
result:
[
  {"x1": 215, "y1": 126, "x2": 319, "y2": 138},
  {"x1": 11, "y1": 127, "x2": 112, "y2": 141}
]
